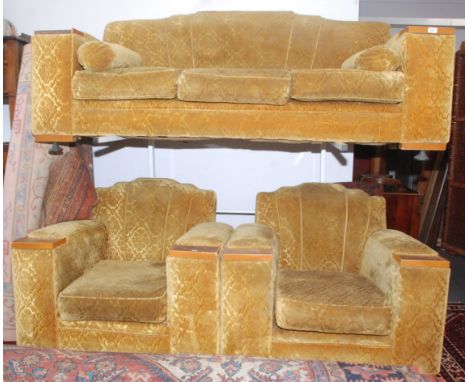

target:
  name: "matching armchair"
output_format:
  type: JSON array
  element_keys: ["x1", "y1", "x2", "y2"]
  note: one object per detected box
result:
[{"x1": 12, "y1": 180, "x2": 450, "y2": 374}]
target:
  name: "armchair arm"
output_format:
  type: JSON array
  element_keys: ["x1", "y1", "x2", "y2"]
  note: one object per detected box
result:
[
  {"x1": 32, "y1": 29, "x2": 96, "y2": 139},
  {"x1": 361, "y1": 229, "x2": 450, "y2": 374},
  {"x1": 12, "y1": 220, "x2": 107, "y2": 347},
  {"x1": 167, "y1": 222, "x2": 233, "y2": 355},
  {"x1": 397, "y1": 27, "x2": 456, "y2": 147},
  {"x1": 220, "y1": 223, "x2": 278, "y2": 356}
]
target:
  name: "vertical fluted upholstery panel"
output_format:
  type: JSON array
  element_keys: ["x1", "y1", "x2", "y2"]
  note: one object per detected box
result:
[{"x1": 92, "y1": 178, "x2": 216, "y2": 262}]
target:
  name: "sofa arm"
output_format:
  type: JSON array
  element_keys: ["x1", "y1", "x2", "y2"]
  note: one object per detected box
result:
[
  {"x1": 220, "y1": 223, "x2": 278, "y2": 357},
  {"x1": 166, "y1": 222, "x2": 233, "y2": 355},
  {"x1": 398, "y1": 27, "x2": 456, "y2": 147},
  {"x1": 32, "y1": 29, "x2": 96, "y2": 140},
  {"x1": 12, "y1": 220, "x2": 107, "y2": 347},
  {"x1": 361, "y1": 229, "x2": 450, "y2": 374}
]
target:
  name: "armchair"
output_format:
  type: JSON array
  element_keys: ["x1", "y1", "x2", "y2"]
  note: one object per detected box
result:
[
  {"x1": 12, "y1": 178, "x2": 223, "y2": 354},
  {"x1": 220, "y1": 183, "x2": 450, "y2": 374}
]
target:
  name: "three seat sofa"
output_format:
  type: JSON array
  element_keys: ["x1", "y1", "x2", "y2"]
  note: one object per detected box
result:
[{"x1": 32, "y1": 12, "x2": 455, "y2": 149}]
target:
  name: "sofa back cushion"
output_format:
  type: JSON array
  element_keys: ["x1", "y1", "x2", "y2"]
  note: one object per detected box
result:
[
  {"x1": 104, "y1": 12, "x2": 390, "y2": 69},
  {"x1": 92, "y1": 178, "x2": 216, "y2": 262},
  {"x1": 256, "y1": 183, "x2": 386, "y2": 272}
]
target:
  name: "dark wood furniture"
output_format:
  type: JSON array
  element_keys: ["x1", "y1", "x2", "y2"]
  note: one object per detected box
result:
[
  {"x1": 3, "y1": 34, "x2": 30, "y2": 124},
  {"x1": 442, "y1": 43, "x2": 465, "y2": 255}
]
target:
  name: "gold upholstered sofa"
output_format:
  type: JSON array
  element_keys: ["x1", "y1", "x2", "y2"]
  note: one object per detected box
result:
[
  {"x1": 219, "y1": 183, "x2": 450, "y2": 374},
  {"x1": 12, "y1": 179, "x2": 450, "y2": 374},
  {"x1": 32, "y1": 12, "x2": 455, "y2": 149}
]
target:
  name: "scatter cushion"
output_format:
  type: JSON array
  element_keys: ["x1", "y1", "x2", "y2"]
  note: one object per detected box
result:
[
  {"x1": 58, "y1": 260, "x2": 167, "y2": 323},
  {"x1": 177, "y1": 69, "x2": 291, "y2": 105},
  {"x1": 342, "y1": 45, "x2": 401, "y2": 71},
  {"x1": 275, "y1": 269, "x2": 392, "y2": 335},
  {"x1": 72, "y1": 67, "x2": 180, "y2": 100},
  {"x1": 77, "y1": 41, "x2": 142, "y2": 72},
  {"x1": 291, "y1": 69, "x2": 404, "y2": 103},
  {"x1": 41, "y1": 147, "x2": 97, "y2": 227}
]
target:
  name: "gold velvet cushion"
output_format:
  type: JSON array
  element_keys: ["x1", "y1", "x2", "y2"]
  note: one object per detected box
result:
[
  {"x1": 77, "y1": 41, "x2": 142, "y2": 72},
  {"x1": 341, "y1": 45, "x2": 401, "y2": 71},
  {"x1": 291, "y1": 69, "x2": 405, "y2": 103},
  {"x1": 275, "y1": 269, "x2": 392, "y2": 335},
  {"x1": 58, "y1": 260, "x2": 167, "y2": 323},
  {"x1": 72, "y1": 67, "x2": 180, "y2": 100},
  {"x1": 177, "y1": 69, "x2": 291, "y2": 105}
]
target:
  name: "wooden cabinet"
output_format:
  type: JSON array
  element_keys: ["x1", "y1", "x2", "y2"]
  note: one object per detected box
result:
[{"x1": 3, "y1": 34, "x2": 30, "y2": 126}]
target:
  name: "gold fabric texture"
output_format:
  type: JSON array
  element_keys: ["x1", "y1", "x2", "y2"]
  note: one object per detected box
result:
[
  {"x1": 275, "y1": 269, "x2": 392, "y2": 335},
  {"x1": 220, "y1": 224, "x2": 278, "y2": 357},
  {"x1": 92, "y1": 178, "x2": 216, "y2": 262},
  {"x1": 175, "y1": 222, "x2": 233, "y2": 247},
  {"x1": 32, "y1": 18, "x2": 454, "y2": 145},
  {"x1": 72, "y1": 67, "x2": 180, "y2": 100},
  {"x1": 342, "y1": 45, "x2": 401, "y2": 71},
  {"x1": 77, "y1": 41, "x2": 142, "y2": 72},
  {"x1": 177, "y1": 69, "x2": 291, "y2": 105},
  {"x1": 13, "y1": 178, "x2": 217, "y2": 356},
  {"x1": 291, "y1": 69, "x2": 404, "y2": 103},
  {"x1": 58, "y1": 260, "x2": 167, "y2": 323}
]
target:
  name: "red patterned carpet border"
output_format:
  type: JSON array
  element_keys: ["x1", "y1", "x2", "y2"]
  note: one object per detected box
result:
[
  {"x1": 439, "y1": 303, "x2": 465, "y2": 382},
  {"x1": 3, "y1": 345, "x2": 444, "y2": 382}
]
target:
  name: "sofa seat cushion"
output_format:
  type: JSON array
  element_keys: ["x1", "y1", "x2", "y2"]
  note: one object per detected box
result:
[
  {"x1": 72, "y1": 67, "x2": 180, "y2": 100},
  {"x1": 276, "y1": 269, "x2": 392, "y2": 335},
  {"x1": 177, "y1": 69, "x2": 291, "y2": 105},
  {"x1": 291, "y1": 69, "x2": 404, "y2": 103},
  {"x1": 58, "y1": 260, "x2": 167, "y2": 323}
]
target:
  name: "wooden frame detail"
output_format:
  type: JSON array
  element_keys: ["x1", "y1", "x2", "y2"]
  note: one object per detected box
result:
[
  {"x1": 393, "y1": 254, "x2": 450, "y2": 268},
  {"x1": 34, "y1": 135, "x2": 78, "y2": 143},
  {"x1": 405, "y1": 26, "x2": 455, "y2": 35},
  {"x1": 169, "y1": 245, "x2": 220, "y2": 260},
  {"x1": 399, "y1": 143, "x2": 447, "y2": 151},
  {"x1": 223, "y1": 252, "x2": 273, "y2": 261},
  {"x1": 12, "y1": 237, "x2": 67, "y2": 250}
]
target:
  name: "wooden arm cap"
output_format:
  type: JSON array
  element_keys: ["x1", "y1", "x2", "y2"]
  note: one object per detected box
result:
[
  {"x1": 393, "y1": 254, "x2": 450, "y2": 268},
  {"x1": 404, "y1": 26, "x2": 455, "y2": 35},
  {"x1": 12, "y1": 237, "x2": 66, "y2": 250}
]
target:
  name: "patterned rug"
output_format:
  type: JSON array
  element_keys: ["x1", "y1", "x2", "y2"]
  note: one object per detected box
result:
[
  {"x1": 439, "y1": 303, "x2": 465, "y2": 382},
  {"x1": 3, "y1": 345, "x2": 443, "y2": 382}
]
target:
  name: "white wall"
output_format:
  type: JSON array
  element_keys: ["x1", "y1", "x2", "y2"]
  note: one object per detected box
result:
[{"x1": 4, "y1": 0, "x2": 359, "y2": 225}]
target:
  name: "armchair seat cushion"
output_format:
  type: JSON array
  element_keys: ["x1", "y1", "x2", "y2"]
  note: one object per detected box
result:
[
  {"x1": 291, "y1": 69, "x2": 405, "y2": 103},
  {"x1": 58, "y1": 260, "x2": 167, "y2": 323},
  {"x1": 276, "y1": 269, "x2": 392, "y2": 335},
  {"x1": 72, "y1": 67, "x2": 180, "y2": 100},
  {"x1": 177, "y1": 69, "x2": 291, "y2": 105}
]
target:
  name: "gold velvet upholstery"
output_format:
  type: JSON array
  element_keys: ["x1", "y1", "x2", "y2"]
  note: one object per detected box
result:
[
  {"x1": 12, "y1": 178, "x2": 217, "y2": 354},
  {"x1": 341, "y1": 45, "x2": 401, "y2": 71},
  {"x1": 31, "y1": 13, "x2": 455, "y2": 146},
  {"x1": 291, "y1": 69, "x2": 404, "y2": 103},
  {"x1": 72, "y1": 67, "x2": 180, "y2": 100},
  {"x1": 77, "y1": 41, "x2": 142, "y2": 72},
  {"x1": 241, "y1": 183, "x2": 449, "y2": 374}
]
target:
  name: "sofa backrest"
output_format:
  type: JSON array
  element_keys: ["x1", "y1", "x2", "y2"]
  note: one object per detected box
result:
[
  {"x1": 104, "y1": 12, "x2": 390, "y2": 69},
  {"x1": 256, "y1": 183, "x2": 386, "y2": 272},
  {"x1": 92, "y1": 178, "x2": 216, "y2": 263}
]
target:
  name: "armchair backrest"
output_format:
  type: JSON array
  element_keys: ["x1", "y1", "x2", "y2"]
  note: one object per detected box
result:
[
  {"x1": 104, "y1": 12, "x2": 389, "y2": 69},
  {"x1": 92, "y1": 178, "x2": 216, "y2": 262},
  {"x1": 256, "y1": 183, "x2": 386, "y2": 272}
]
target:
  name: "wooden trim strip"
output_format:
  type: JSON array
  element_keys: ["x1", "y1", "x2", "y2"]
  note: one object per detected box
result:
[
  {"x1": 404, "y1": 26, "x2": 455, "y2": 35},
  {"x1": 399, "y1": 143, "x2": 446, "y2": 151},
  {"x1": 223, "y1": 252, "x2": 273, "y2": 261},
  {"x1": 12, "y1": 237, "x2": 67, "y2": 250},
  {"x1": 34, "y1": 135, "x2": 78, "y2": 143},
  {"x1": 393, "y1": 254, "x2": 450, "y2": 268},
  {"x1": 172, "y1": 245, "x2": 220, "y2": 253},
  {"x1": 169, "y1": 250, "x2": 218, "y2": 260}
]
